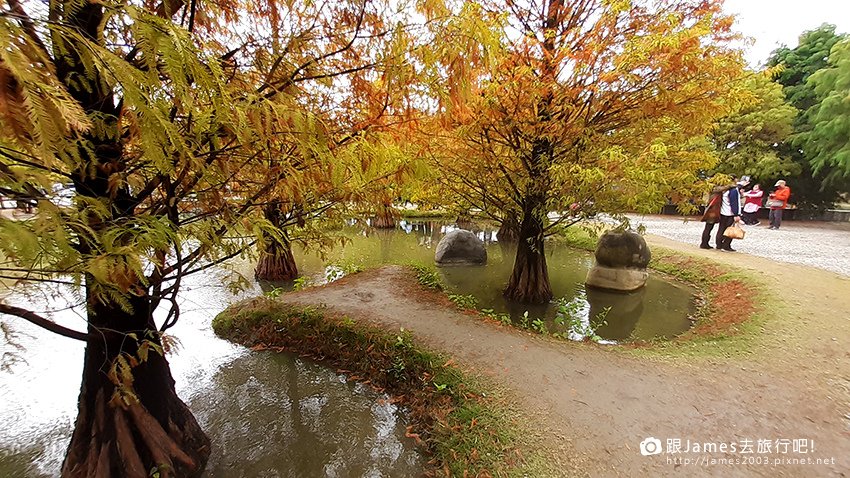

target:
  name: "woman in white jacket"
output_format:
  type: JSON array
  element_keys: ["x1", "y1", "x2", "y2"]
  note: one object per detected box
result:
[{"x1": 741, "y1": 183, "x2": 764, "y2": 225}]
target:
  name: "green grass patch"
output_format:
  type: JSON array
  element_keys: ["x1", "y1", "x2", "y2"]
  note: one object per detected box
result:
[{"x1": 213, "y1": 299, "x2": 558, "y2": 477}]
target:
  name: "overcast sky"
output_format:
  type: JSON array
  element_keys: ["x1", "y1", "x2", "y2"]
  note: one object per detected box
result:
[{"x1": 724, "y1": 0, "x2": 850, "y2": 67}]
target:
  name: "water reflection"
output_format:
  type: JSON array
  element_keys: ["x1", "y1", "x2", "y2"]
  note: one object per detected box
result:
[
  {"x1": 0, "y1": 265, "x2": 421, "y2": 476},
  {"x1": 197, "y1": 353, "x2": 419, "y2": 477}
]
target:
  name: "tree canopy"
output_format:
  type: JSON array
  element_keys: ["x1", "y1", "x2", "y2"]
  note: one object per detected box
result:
[
  {"x1": 711, "y1": 71, "x2": 798, "y2": 181},
  {"x1": 428, "y1": 0, "x2": 747, "y2": 302},
  {"x1": 767, "y1": 23, "x2": 849, "y2": 206},
  {"x1": 798, "y1": 38, "x2": 850, "y2": 186}
]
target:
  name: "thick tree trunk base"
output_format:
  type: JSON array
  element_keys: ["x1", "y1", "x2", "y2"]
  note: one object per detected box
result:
[
  {"x1": 62, "y1": 387, "x2": 208, "y2": 478},
  {"x1": 255, "y1": 241, "x2": 298, "y2": 281},
  {"x1": 372, "y1": 211, "x2": 396, "y2": 229},
  {"x1": 497, "y1": 219, "x2": 520, "y2": 243},
  {"x1": 503, "y1": 213, "x2": 553, "y2": 304},
  {"x1": 503, "y1": 272, "x2": 553, "y2": 304},
  {"x1": 63, "y1": 318, "x2": 210, "y2": 478}
]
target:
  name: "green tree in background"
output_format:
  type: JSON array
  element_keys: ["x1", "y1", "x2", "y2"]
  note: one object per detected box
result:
[
  {"x1": 767, "y1": 24, "x2": 849, "y2": 207},
  {"x1": 712, "y1": 72, "x2": 797, "y2": 180},
  {"x1": 798, "y1": 38, "x2": 850, "y2": 188}
]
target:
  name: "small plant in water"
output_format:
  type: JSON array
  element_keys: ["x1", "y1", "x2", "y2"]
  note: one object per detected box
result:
[
  {"x1": 409, "y1": 263, "x2": 444, "y2": 290},
  {"x1": 554, "y1": 298, "x2": 609, "y2": 342},
  {"x1": 531, "y1": 318, "x2": 548, "y2": 335},
  {"x1": 292, "y1": 276, "x2": 312, "y2": 291},
  {"x1": 480, "y1": 308, "x2": 512, "y2": 325},
  {"x1": 519, "y1": 311, "x2": 530, "y2": 329},
  {"x1": 325, "y1": 261, "x2": 364, "y2": 282},
  {"x1": 448, "y1": 293, "x2": 477, "y2": 309}
]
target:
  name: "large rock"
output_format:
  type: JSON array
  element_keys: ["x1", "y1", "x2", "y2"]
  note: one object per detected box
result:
[
  {"x1": 435, "y1": 229, "x2": 487, "y2": 265},
  {"x1": 586, "y1": 230, "x2": 650, "y2": 292},
  {"x1": 593, "y1": 230, "x2": 651, "y2": 268}
]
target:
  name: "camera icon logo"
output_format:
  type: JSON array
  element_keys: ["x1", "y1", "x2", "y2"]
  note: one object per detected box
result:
[{"x1": 640, "y1": 437, "x2": 663, "y2": 456}]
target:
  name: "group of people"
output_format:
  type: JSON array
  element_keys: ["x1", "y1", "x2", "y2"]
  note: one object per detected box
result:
[{"x1": 700, "y1": 176, "x2": 791, "y2": 251}]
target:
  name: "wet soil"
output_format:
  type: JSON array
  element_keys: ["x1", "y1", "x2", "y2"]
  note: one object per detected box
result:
[{"x1": 284, "y1": 239, "x2": 850, "y2": 476}]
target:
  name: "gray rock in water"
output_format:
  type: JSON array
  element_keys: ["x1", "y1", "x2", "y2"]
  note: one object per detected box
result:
[
  {"x1": 435, "y1": 229, "x2": 487, "y2": 265},
  {"x1": 594, "y1": 230, "x2": 651, "y2": 269},
  {"x1": 585, "y1": 266, "x2": 649, "y2": 292},
  {"x1": 586, "y1": 230, "x2": 650, "y2": 291}
]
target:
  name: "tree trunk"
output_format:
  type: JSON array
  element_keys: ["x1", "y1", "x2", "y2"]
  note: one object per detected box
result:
[
  {"x1": 503, "y1": 210, "x2": 553, "y2": 304},
  {"x1": 50, "y1": 3, "x2": 210, "y2": 475},
  {"x1": 62, "y1": 296, "x2": 210, "y2": 478},
  {"x1": 372, "y1": 203, "x2": 396, "y2": 229},
  {"x1": 255, "y1": 203, "x2": 298, "y2": 281},
  {"x1": 497, "y1": 215, "x2": 520, "y2": 243},
  {"x1": 453, "y1": 209, "x2": 471, "y2": 229},
  {"x1": 255, "y1": 238, "x2": 298, "y2": 281}
]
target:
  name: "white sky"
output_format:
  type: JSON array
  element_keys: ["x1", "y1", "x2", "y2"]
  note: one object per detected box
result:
[{"x1": 724, "y1": 0, "x2": 850, "y2": 68}]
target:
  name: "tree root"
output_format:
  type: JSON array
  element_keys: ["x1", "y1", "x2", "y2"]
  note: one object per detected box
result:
[
  {"x1": 63, "y1": 386, "x2": 202, "y2": 478},
  {"x1": 127, "y1": 401, "x2": 197, "y2": 474}
]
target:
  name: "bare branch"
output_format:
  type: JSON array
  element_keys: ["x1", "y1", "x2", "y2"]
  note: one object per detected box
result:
[{"x1": 0, "y1": 303, "x2": 87, "y2": 341}]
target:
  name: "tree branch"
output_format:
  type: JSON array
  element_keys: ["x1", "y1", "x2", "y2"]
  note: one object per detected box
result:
[{"x1": 0, "y1": 303, "x2": 88, "y2": 341}]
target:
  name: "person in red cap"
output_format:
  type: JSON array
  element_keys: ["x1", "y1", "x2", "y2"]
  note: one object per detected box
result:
[{"x1": 768, "y1": 180, "x2": 791, "y2": 230}]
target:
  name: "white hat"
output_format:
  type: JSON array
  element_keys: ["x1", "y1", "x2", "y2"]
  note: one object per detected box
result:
[{"x1": 775, "y1": 180, "x2": 786, "y2": 187}]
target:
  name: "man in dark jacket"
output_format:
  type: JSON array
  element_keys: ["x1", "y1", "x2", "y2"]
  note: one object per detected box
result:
[
  {"x1": 699, "y1": 182, "x2": 735, "y2": 249},
  {"x1": 715, "y1": 178, "x2": 747, "y2": 251}
]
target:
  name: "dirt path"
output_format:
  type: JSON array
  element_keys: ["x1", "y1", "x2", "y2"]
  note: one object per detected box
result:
[{"x1": 284, "y1": 251, "x2": 850, "y2": 476}]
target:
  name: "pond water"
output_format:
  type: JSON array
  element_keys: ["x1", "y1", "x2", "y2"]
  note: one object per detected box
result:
[
  {"x1": 0, "y1": 266, "x2": 421, "y2": 477},
  {"x1": 287, "y1": 220, "x2": 696, "y2": 342}
]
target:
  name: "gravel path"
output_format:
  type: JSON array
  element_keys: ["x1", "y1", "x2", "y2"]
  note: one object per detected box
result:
[{"x1": 628, "y1": 215, "x2": 850, "y2": 278}]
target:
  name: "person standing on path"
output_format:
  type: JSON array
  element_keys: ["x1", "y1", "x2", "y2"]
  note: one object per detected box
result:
[
  {"x1": 768, "y1": 180, "x2": 791, "y2": 230},
  {"x1": 716, "y1": 178, "x2": 747, "y2": 251},
  {"x1": 742, "y1": 183, "x2": 763, "y2": 225},
  {"x1": 700, "y1": 181, "x2": 736, "y2": 249}
]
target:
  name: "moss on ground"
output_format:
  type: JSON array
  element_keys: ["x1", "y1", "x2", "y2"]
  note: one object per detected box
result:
[{"x1": 213, "y1": 299, "x2": 559, "y2": 477}]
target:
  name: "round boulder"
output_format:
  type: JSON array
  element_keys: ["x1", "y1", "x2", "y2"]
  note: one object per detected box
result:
[
  {"x1": 594, "y1": 230, "x2": 651, "y2": 268},
  {"x1": 586, "y1": 230, "x2": 650, "y2": 292},
  {"x1": 435, "y1": 229, "x2": 487, "y2": 266}
]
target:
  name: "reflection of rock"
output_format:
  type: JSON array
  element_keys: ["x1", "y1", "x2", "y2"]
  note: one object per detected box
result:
[
  {"x1": 586, "y1": 231, "x2": 650, "y2": 291},
  {"x1": 587, "y1": 287, "x2": 645, "y2": 340},
  {"x1": 435, "y1": 229, "x2": 487, "y2": 265}
]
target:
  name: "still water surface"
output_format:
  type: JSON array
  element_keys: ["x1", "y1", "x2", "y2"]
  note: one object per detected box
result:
[{"x1": 0, "y1": 264, "x2": 421, "y2": 477}]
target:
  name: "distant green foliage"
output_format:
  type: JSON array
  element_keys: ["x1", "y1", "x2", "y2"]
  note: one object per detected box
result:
[
  {"x1": 799, "y1": 38, "x2": 850, "y2": 186},
  {"x1": 712, "y1": 73, "x2": 798, "y2": 180},
  {"x1": 767, "y1": 23, "x2": 850, "y2": 206}
]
